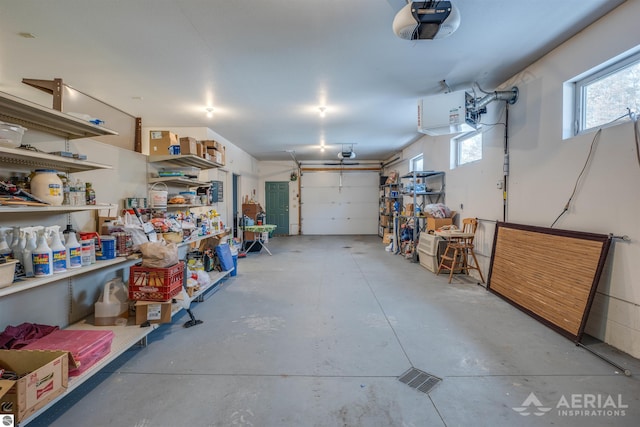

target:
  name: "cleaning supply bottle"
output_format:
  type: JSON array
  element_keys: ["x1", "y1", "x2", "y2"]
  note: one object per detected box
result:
[
  {"x1": 64, "y1": 226, "x2": 82, "y2": 269},
  {"x1": 0, "y1": 230, "x2": 11, "y2": 257},
  {"x1": 22, "y1": 229, "x2": 37, "y2": 277},
  {"x1": 50, "y1": 230, "x2": 67, "y2": 274},
  {"x1": 32, "y1": 231, "x2": 53, "y2": 277}
]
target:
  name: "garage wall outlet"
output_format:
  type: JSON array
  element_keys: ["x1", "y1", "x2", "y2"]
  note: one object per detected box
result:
[{"x1": 496, "y1": 180, "x2": 504, "y2": 190}]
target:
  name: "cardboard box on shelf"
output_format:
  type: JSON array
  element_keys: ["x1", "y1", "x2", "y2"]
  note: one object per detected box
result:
[
  {"x1": 196, "y1": 141, "x2": 205, "y2": 157},
  {"x1": 179, "y1": 137, "x2": 199, "y2": 155},
  {"x1": 149, "y1": 131, "x2": 178, "y2": 155},
  {"x1": 212, "y1": 149, "x2": 224, "y2": 165},
  {"x1": 382, "y1": 232, "x2": 393, "y2": 244},
  {"x1": 0, "y1": 350, "x2": 69, "y2": 423},
  {"x1": 425, "y1": 210, "x2": 457, "y2": 232},
  {"x1": 135, "y1": 300, "x2": 172, "y2": 325}
]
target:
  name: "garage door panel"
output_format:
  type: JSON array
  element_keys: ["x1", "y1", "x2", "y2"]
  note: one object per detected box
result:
[{"x1": 301, "y1": 171, "x2": 379, "y2": 235}]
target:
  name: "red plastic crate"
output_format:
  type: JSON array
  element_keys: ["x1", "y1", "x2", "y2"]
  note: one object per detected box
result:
[{"x1": 129, "y1": 262, "x2": 184, "y2": 301}]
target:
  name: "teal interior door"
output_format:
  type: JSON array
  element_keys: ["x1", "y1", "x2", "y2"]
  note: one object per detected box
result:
[{"x1": 265, "y1": 181, "x2": 289, "y2": 235}]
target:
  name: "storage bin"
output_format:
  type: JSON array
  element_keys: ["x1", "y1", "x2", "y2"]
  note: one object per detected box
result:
[
  {"x1": 129, "y1": 261, "x2": 184, "y2": 301},
  {"x1": 0, "y1": 121, "x2": 27, "y2": 147},
  {"x1": 23, "y1": 329, "x2": 114, "y2": 377},
  {"x1": 0, "y1": 259, "x2": 18, "y2": 288}
]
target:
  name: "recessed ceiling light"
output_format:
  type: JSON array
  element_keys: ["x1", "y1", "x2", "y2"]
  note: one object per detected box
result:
[
  {"x1": 205, "y1": 107, "x2": 214, "y2": 118},
  {"x1": 318, "y1": 106, "x2": 327, "y2": 118},
  {"x1": 19, "y1": 32, "x2": 36, "y2": 39}
]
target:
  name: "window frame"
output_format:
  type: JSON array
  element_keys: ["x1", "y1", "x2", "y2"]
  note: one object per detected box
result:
[
  {"x1": 572, "y1": 49, "x2": 640, "y2": 136},
  {"x1": 451, "y1": 130, "x2": 483, "y2": 168},
  {"x1": 409, "y1": 154, "x2": 424, "y2": 172}
]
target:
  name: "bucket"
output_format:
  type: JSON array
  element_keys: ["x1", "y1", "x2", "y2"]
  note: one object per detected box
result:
[
  {"x1": 231, "y1": 254, "x2": 238, "y2": 276},
  {"x1": 94, "y1": 279, "x2": 129, "y2": 326},
  {"x1": 149, "y1": 182, "x2": 168, "y2": 208}
]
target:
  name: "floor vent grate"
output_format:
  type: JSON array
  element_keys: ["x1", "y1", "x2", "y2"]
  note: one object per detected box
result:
[{"x1": 398, "y1": 367, "x2": 441, "y2": 394}]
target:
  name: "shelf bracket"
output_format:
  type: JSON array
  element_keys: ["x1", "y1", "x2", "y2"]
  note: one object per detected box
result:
[{"x1": 22, "y1": 77, "x2": 64, "y2": 111}]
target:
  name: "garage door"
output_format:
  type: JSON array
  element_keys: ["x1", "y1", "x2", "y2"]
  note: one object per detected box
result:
[{"x1": 301, "y1": 171, "x2": 379, "y2": 235}]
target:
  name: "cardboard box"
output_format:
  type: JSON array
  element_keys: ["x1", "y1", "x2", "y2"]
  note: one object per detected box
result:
[
  {"x1": 382, "y1": 232, "x2": 393, "y2": 244},
  {"x1": 135, "y1": 300, "x2": 172, "y2": 325},
  {"x1": 0, "y1": 350, "x2": 69, "y2": 423},
  {"x1": 212, "y1": 149, "x2": 223, "y2": 165},
  {"x1": 425, "y1": 211, "x2": 457, "y2": 232},
  {"x1": 201, "y1": 140, "x2": 216, "y2": 150},
  {"x1": 179, "y1": 137, "x2": 199, "y2": 155},
  {"x1": 196, "y1": 141, "x2": 205, "y2": 157},
  {"x1": 149, "y1": 131, "x2": 178, "y2": 155}
]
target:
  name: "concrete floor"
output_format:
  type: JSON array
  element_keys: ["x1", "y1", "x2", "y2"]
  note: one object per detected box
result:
[{"x1": 30, "y1": 235, "x2": 640, "y2": 426}]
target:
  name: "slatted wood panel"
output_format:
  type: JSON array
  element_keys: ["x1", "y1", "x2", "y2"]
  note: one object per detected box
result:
[{"x1": 487, "y1": 222, "x2": 611, "y2": 342}]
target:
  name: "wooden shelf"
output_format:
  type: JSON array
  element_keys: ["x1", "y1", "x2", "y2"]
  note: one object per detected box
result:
[
  {"x1": 0, "y1": 257, "x2": 140, "y2": 298},
  {"x1": 0, "y1": 203, "x2": 117, "y2": 214},
  {"x1": 148, "y1": 154, "x2": 221, "y2": 170},
  {"x1": 148, "y1": 176, "x2": 209, "y2": 187},
  {"x1": 0, "y1": 146, "x2": 113, "y2": 173},
  {"x1": 0, "y1": 91, "x2": 118, "y2": 139}
]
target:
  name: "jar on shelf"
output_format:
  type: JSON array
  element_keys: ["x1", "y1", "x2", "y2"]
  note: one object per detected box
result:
[
  {"x1": 30, "y1": 169, "x2": 64, "y2": 206},
  {"x1": 85, "y1": 182, "x2": 96, "y2": 205}
]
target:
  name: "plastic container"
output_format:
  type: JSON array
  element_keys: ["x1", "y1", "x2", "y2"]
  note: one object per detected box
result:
[
  {"x1": 30, "y1": 169, "x2": 64, "y2": 206},
  {"x1": 23, "y1": 329, "x2": 114, "y2": 377},
  {"x1": 32, "y1": 232, "x2": 53, "y2": 277},
  {"x1": 0, "y1": 259, "x2": 18, "y2": 288},
  {"x1": 231, "y1": 254, "x2": 238, "y2": 276},
  {"x1": 81, "y1": 239, "x2": 93, "y2": 266},
  {"x1": 65, "y1": 229, "x2": 82, "y2": 269},
  {"x1": 0, "y1": 121, "x2": 27, "y2": 147},
  {"x1": 94, "y1": 279, "x2": 129, "y2": 326},
  {"x1": 128, "y1": 262, "x2": 184, "y2": 301},
  {"x1": 96, "y1": 235, "x2": 116, "y2": 260},
  {"x1": 50, "y1": 232, "x2": 67, "y2": 274},
  {"x1": 149, "y1": 182, "x2": 168, "y2": 208},
  {"x1": 179, "y1": 191, "x2": 197, "y2": 204}
]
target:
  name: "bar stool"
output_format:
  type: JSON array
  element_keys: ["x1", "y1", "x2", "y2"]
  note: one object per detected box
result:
[{"x1": 436, "y1": 218, "x2": 485, "y2": 283}]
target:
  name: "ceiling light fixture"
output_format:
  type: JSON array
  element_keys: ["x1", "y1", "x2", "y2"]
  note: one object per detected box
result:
[
  {"x1": 318, "y1": 106, "x2": 327, "y2": 118},
  {"x1": 205, "y1": 107, "x2": 214, "y2": 118}
]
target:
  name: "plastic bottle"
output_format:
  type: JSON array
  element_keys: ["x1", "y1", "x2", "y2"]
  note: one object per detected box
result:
[
  {"x1": 78, "y1": 180, "x2": 86, "y2": 206},
  {"x1": 85, "y1": 182, "x2": 96, "y2": 205},
  {"x1": 50, "y1": 231, "x2": 67, "y2": 274},
  {"x1": 63, "y1": 225, "x2": 82, "y2": 269},
  {"x1": 32, "y1": 231, "x2": 53, "y2": 277},
  {"x1": 10, "y1": 227, "x2": 25, "y2": 265},
  {"x1": 0, "y1": 228, "x2": 11, "y2": 257},
  {"x1": 23, "y1": 229, "x2": 37, "y2": 277}
]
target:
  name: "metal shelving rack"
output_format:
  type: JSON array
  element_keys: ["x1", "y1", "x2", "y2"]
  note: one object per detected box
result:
[{"x1": 399, "y1": 170, "x2": 446, "y2": 260}]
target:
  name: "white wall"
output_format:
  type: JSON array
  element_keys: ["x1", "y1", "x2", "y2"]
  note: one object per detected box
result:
[{"x1": 390, "y1": 2, "x2": 640, "y2": 358}]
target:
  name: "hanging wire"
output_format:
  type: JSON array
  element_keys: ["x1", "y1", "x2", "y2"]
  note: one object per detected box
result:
[
  {"x1": 550, "y1": 129, "x2": 602, "y2": 228},
  {"x1": 550, "y1": 108, "x2": 637, "y2": 228}
]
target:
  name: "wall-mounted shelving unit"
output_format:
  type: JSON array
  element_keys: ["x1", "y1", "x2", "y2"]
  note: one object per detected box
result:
[{"x1": 0, "y1": 91, "x2": 118, "y2": 139}]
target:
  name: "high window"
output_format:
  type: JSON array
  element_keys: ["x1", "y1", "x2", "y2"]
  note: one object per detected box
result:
[
  {"x1": 571, "y1": 49, "x2": 640, "y2": 136},
  {"x1": 452, "y1": 131, "x2": 482, "y2": 167}
]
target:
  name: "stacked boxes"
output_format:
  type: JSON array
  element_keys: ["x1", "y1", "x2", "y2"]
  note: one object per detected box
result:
[
  {"x1": 129, "y1": 262, "x2": 184, "y2": 325},
  {"x1": 149, "y1": 132, "x2": 226, "y2": 165},
  {"x1": 202, "y1": 140, "x2": 226, "y2": 165}
]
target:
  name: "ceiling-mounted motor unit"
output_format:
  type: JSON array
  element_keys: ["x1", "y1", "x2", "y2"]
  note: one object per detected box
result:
[
  {"x1": 393, "y1": 1, "x2": 461, "y2": 40},
  {"x1": 417, "y1": 90, "x2": 478, "y2": 136}
]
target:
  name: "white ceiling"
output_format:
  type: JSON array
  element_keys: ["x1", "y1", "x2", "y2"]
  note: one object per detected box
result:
[{"x1": 0, "y1": 0, "x2": 625, "y2": 161}]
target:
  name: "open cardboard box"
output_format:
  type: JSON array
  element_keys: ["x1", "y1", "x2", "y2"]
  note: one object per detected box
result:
[
  {"x1": 425, "y1": 210, "x2": 457, "y2": 232},
  {"x1": 0, "y1": 350, "x2": 69, "y2": 423}
]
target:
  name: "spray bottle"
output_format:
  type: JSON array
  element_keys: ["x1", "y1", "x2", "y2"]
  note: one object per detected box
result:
[
  {"x1": 63, "y1": 225, "x2": 82, "y2": 269},
  {"x1": 22, "y1": 228, "x2": 37, "y2": 277},
  {"x1": 32, "y1": 230, "x2": 53, "y2": 277},
  {"x1": 0, "y1": 228, "x2": 12, "y2": 257},
  {"x1": 49, "y1": 227, "x2": 67, "y2": 274}
]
